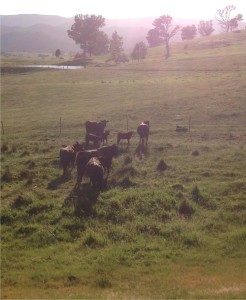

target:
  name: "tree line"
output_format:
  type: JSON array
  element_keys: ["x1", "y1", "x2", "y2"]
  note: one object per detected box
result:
[{"x1": 60, "y1": 4, "x2": 243, "y2": 62}]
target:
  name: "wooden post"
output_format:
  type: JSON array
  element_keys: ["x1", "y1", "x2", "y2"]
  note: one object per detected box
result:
[
  {"x1": 1, "y1": 121, "x2": 4, "y2": 135},
  {"x1": 189, "y1": 116, "x2": 192, "y2": 142},
  {"x1": 58, "y1": 117, "x2": 61, "y2": 137},
  {"x1": 126, "y1": 115, "x2": 128, "y2": 131}
]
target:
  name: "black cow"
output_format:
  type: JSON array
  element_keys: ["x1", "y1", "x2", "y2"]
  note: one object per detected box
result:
[
  {"x1": 75, "y1": 144, "x2": 118, "y2": 186},
  {"x1": 85, "y1": 120, "x2": 109, "y2": 136},
  {"x1": 137, "y1": 121, "x2": 150, "y2": 146}
]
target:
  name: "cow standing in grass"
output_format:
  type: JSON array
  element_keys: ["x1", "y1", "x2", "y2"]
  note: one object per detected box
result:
[
  {"x1": 75, "y1": 144, "x2": 118, "y2": 187},
  {"x1": 60, "y1": 142, "x2": 84, "y2": 176},
  {"x1": 85, "y1": 157, "x2": 105, "y2": 189},
  {"x1": 137, "y1": 121, "x2": 149, "y2": 146},
  {"x1": 117, "y1": 131, "x2": 134, "y2": 146}
]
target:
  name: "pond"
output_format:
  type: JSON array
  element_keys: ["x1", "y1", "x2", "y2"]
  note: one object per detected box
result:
[{"x1": 23, "y1": 65, "x2": 84, "y2": 70}]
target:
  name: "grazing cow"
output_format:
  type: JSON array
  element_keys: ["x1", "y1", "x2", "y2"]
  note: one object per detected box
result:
[
  {"x1": 137, "y1": 121, "x2": 150, "y2": 146},
  {"x1": 75, "y1": 144, "x2": 118, "y2": 186},
  {"x1": 85, "y1": 133, "x2": 102, "y2": 148},
  {"x1": 102, "y1": 130, "x2": 110, "y2": 144},
  {"x1": 85, "y1": 157, "x2": 104, "y2": 189},
  {"x1": 85, "y1": 120, "x2": 109, "y2": 136},
  {"x1": 59, "y1": 142, "x2": 84, "y2": 175},
  {"x1": 117, "y1": 131, "x2": 133, "y2": 146}
]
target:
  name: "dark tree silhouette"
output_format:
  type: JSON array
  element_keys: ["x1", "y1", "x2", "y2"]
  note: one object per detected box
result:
[
  {"x1": 146, "y1": 28, "x2": 163, "y2": 47},
  {"x1": 198, "y1": 20, "x2": 214, "y2": 36},
  {"x1": 215, "y1": 5, "x2": 243, "y2": 32},
  {"x1": 131, "y1": 42, "x2": 147, "y2": 61},
  {"x1": 152, "y1": 15, "x2": 180, "y2": 59},
  {"x1": 181, "y1": 25, "x2": 197, "y2": 40},
  {"x1": 68, "y1": 14, "x2": 105, "y2": 58},
  {"x1": 55, "y1": 49, "x2": 61, "y2": 58}
]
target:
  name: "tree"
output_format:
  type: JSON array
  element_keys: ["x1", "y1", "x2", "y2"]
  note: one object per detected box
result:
[
  {"x1": 198, "y1": 20, "x2": 214, "y2": 36},
  {"x1": 181, "y1": 25, "x2": 197, "y2": 40},
  {"x1": 131, "y1": 42, "x2": 147, "y2": 61},
  {"x1": 55, "y1": 49, "x2": 61, "y2": 58},
  {"x1": 67, "y1": 14, "x2": 105, "y2": 58},
  {"x1": 109, "y1": 31, "x2": 124, "y2": 64},
  {"x1": 146, "y1": 28, "x2": 163, "y2": 47},
  {"x1": 152, "y1": 15, "x2": 180, "y2": 59},
  {"x1": 215, "y1": 5, "x2": 243, "y2": 32},
  {"x1": 87, "y1": 31, "x2": 109, "y2": 56}
]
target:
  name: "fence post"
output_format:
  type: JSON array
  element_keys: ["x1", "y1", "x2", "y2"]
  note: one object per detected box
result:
[
  {"x1": 1, "y1": 121, "x2": 4, "y2": 135},
  {"x1": 58, "y1": 117, "x2": 61, "y2": 137}
]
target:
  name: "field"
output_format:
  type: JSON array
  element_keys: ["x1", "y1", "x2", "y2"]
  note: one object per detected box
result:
[{"x1": 1, "y1": 31, "x2": 246, "y2": 299}]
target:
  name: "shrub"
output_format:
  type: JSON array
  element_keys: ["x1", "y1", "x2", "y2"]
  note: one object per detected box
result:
[
  {"x1": 11, "y1": 195, "x2": 33, "y2": 209},
  {"x1": 1, "y1": 168, "x2": 13, "y2": 183},
  {"x1": 191, "y1": 185, "x2": 204, "y2": 204},
  {"x1": 156, "y1": 159, "x2": 168, "y2": 171},
  {"x1": 178, "y1": 200, "x2": 195, "y2": 218}
]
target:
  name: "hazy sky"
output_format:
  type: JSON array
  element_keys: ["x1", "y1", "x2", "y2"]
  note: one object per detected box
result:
[{"x1": 1, "y1": 0, "x2": 245, "y2": 20}]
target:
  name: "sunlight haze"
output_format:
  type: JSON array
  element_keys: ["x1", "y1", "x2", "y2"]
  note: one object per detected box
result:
[{"x1": 1, "y1": 0, "x2": 246, "y2": 20}]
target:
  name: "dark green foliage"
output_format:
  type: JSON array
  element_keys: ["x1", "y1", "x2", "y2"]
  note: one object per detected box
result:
[
  {"x1": 68, "y1": 14, "x2": 106, "y2": 57},
  {"x1": 131, "y1": 42, "x2": 147, "y2": 61},
  {"x1": 146, "y1": 28, "x2": 163, "y2": 47},
  {"x1": 178, "y1": 200, "x2": 195, "y2": 218},
  {"x1": 109, "y1": 31, "x2": 124, "y2": 64},
  {"x1": 181, "y1": 25, "x2": 197, "y2": 40},
  {"x1": 191, "y1": 185, "x2": 204, "y2": 204},
  {"x1": 11, "y1": 195, "x2": 33, "y2": 209},
  {"x1": 1, "y1": 167, "x2": 13, "y2": 182},
  {"x1": 156, "y1": 159, "x2": 168, "y2": 171}
]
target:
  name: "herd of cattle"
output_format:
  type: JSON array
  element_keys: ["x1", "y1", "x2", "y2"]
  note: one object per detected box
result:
[{"x1": 59, "y1": 120, "x2": 150, "y2": 189}]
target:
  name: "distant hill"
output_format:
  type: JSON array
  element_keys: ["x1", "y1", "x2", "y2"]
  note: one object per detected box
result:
[{"x1": 1, "y1": 14, "x2": 245, "y2": 53}]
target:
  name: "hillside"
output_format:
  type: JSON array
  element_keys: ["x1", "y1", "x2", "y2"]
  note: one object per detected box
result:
[
  {"x1": 1, "y1": 14, "x2": 245, "y2": 53},
  {"x1": 1, "y1": 31, "x2": 246, "y2": 299}
]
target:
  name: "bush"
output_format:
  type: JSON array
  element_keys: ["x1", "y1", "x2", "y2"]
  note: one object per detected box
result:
[{"x1": 178, "y1": 200, "x2": 195, "y2": 218}]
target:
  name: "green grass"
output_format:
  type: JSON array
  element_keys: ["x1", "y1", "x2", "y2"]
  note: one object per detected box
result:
[{"x1": 1, "y1": 30, "x2": 246, "y2": 299}]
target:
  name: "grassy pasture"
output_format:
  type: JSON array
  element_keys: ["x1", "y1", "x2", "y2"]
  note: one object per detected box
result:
[{"x1": 1, "y1": 31, "x2": 246, "y2": 299}]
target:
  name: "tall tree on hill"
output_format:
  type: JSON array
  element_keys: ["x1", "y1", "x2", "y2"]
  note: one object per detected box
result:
[
  {"x1": 109, "y1": 31, "x2": 124, "y2": 64},
  {"x1": 152, "y1": 15, "x2": 180, "y2": 59},
  {"x1": 146, "y1": 28, "x2": 163, "y2": 47},
  {"x1": 181, "y1": 25, "x2": 197, "y2": 40},
  {"x1": 198, "y1": 20, "x2": 214, "y2": 36},
  {"x1": 215, "y1": 5, "x2": 243, "y2": 32},
  {"x1": 67, "y1": 14, "x2": 106, "y2": 58}
]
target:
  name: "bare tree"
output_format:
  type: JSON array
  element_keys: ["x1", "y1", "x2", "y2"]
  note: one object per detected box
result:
[{"x1": 215, "y1": 5, "x2": 243, "y2": 32}]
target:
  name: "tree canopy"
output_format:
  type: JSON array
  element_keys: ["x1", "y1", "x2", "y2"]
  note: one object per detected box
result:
[
  {"x1": 131, "y1": 42, "x2": 147, "y2": 61},
  {"x1": 181, "y1": 25, "x2": 197, "y2": 40},
  {"x1": 67, "y1": 14, "x2": 106, "y2": 57},
  {"x1": 198, "y1": 20, "x2": 214, "y2": 36},
  {"x1": 109, "y1": 31, "x2": 124, "y2": 64},
  {"x1": 146, "y1": 29, "x2": 163, "y2": 47}
]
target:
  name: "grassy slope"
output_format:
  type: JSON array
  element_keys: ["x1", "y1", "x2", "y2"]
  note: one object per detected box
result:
[{"x1": 1, "y1": 31, "x2": 246, "y2": 299}]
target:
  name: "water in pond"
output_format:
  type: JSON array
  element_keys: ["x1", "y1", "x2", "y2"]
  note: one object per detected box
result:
[{"x1": 23, "y1": 65, "x2": 83, "y2": 70}]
